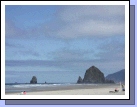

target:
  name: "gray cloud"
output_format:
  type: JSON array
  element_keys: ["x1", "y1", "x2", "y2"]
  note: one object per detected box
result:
[
  {"x1": 58, "y1": 5, "x2": 125, "y2": 22},
  {"x1": 5, "y1": 5, "x2": 125, "y2": 40},
  {"x1": 96, "y1": 37, "x2": 125, "y2": 61},
  {"x1": 5, "y1": 20, "x2": 26, "y2": 37},
  {"x1": 5, "y1": 60, "x2": 75, "y2": 67},
  {"x1": 5, "y1": 58, "x2": 124, "y2": 76},
  {"x1": 48, "y1": 48, "x2": 95, "y2": 61},
  {"x1": 17, "y1": 49, "x2": 40, "y2": 57},
  {"x1": 6, "y1": 42, "x2": 24, "y2": 48},
  {"x1": 5, "y1": 5, "x2": 125, "y2": 76},
  {"x1": 47, "y1": 5, "x2": 125, "y2": 39},
  {"x1": 6, "y1": 43, "x2": 40, "y2": 58}
]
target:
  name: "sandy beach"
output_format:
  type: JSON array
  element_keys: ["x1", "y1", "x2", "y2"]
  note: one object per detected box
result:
[{"x1": 5, "y1": 84, "x2": 125, "y2": 95}]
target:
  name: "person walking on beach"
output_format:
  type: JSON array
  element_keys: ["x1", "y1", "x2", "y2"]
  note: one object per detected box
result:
[{"x1": 122, "y1": 85, "x2": 125, "y2": 91}]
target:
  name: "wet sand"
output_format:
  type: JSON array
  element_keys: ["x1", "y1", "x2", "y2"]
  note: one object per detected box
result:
[{"x1": 5, "y1": 84, "x2": 125, "y2": 95}]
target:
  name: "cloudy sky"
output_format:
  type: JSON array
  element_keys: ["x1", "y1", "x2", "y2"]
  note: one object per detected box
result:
[{"x1": 5, "y1": 5, "x2": 125, "y2": 83}]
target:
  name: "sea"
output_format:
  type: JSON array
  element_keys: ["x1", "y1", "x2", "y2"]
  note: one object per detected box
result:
[
  {"x1": 5, "y1": 83, "x2": 98, "y2": 93},
  {"x1": 5, "y1": 83, "x2": 80, "y2": 93}
]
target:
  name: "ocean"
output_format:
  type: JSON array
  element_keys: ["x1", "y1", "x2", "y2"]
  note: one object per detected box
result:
[{"x1": 5, "y1": 83, "x2": 98, "y2": 93}]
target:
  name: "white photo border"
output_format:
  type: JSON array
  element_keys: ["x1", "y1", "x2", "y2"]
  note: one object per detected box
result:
[{"x1": 1, "y1": 1, "x2": 129, "y2": 99}]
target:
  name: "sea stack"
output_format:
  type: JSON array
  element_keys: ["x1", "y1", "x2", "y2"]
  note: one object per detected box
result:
[
  {"x1": 30, "y1": 76, "x2": 37, "y2": 84},
  {"x1": 83, "y1": 66, "x2": 105, "y2": 83},
  {"x1": 77, "y1": 76, "x2": 83, "y2": 83}
]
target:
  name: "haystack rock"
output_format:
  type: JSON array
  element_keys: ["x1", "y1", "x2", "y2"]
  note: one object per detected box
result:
[
  {"x1": 30, "y1": 76, "x2": 37, "y2": 84},
  {"x1": 83, "y1": 66, "x2": 105, "y2": 83},
  {"x1": 77, "y1": 76, "x2": 83, "y2": 83}
]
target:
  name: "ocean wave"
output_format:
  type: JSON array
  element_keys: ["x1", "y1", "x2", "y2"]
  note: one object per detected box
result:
[{"x1": 5, "y1": 83, "x2": 73, "y2": 88}]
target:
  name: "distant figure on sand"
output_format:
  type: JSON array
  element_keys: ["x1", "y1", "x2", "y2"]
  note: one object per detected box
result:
[
  {"x1": 23, "y1": 91, "x2": 26, "y2": 95},
  {"x1": 114, "y1": 88, "x2": 119, "y2": 92},
  {"x1": 109, "y1": 88, "x2": 119, "y2": 93},
  {"x1": 122, "y1": 85, "x2": 125, "y2": 91},
  {"x1": 20, "y1": 92, "x2": 23, "y2": 95}
]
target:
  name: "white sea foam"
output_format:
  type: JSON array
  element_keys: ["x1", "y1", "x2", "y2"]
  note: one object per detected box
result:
[{"x1": 5, "y1": 83, "x2": 73, "y2": 89}]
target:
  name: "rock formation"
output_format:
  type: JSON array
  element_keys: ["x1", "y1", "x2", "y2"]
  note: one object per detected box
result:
[
  {"x1": 83, "y1": 66, "x2": 105, "y2": 83},
  {"x1": 77, "y1": 76, "x2": 83, "y2": 83},
  {"x1": 105, "y1": 69, "x2": 125, "y2": 83},
  {"x1": 30, "y1": 76, "x2": 37, "y2": 84},
  {"x1": 105, "y1": 79, "x2": 115, "y2": 83}
]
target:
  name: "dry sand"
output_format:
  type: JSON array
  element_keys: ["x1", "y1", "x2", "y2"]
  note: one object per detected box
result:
[{"x1": 6, "y1": 84, "x2": 125, "y2": 95}]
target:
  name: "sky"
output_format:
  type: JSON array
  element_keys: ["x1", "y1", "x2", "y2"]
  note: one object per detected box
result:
[{"x1": 5, "y1": 5, "x2": 125, "y2": 83}]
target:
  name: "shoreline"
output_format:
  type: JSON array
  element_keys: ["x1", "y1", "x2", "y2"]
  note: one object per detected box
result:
[{"x1": 5, "y1": 84, "x2": 125, "y2": 95}]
